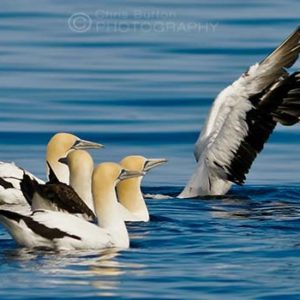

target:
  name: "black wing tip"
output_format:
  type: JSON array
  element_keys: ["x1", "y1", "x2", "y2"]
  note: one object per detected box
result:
[
  {"x1": 271, "y1": 70, "x2": 300, "y2": 125},
  {"x1": 47, "y1": 162, "x2": 60, "y2": 184},
  {"x1": 0, "y1": 209, "x2": 23, "y2": 222},
  {"x1": 20, "y1": 173, "x2": 38, "y2": 205}
]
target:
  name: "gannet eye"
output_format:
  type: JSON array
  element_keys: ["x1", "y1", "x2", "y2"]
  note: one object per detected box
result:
[
  {"x1": 118, "y1": 169, "x2": 127, "y2": 179},
  {"x1": 72, "y1": 140, "x2": 81, "y2": 148},
  {"x1": 143, "y1": 161, "x2": 148, "y2": 170}
]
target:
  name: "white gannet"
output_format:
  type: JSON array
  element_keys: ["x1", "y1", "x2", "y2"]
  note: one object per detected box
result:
[
  {"x1": 0, "y1": 132, "x2": 102, "y2": 205},
  {"x1": 117, "y1": 155, "x2": 167, "y2": 222},
  {"x1": 179, "y1": 26, "x2": 300, "y2": 198},
  {"x1": 20, "y1": 150, "x2": 95, "y2": 220},
  {"x1": 0, "y1": 163, "x2": 144, "y2": 250}
]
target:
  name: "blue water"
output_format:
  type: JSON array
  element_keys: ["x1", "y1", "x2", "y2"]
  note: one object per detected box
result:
[{"x1": 0, "y1": 0, "x2": 300, "y2": 299}]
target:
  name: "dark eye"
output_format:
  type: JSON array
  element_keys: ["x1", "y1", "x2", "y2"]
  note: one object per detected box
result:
[
  {"x1": 143, "y1": 161, "x2": 148, "y2": 169},
  {"x1": 119, "y1": 169, "x2": 126, "y2": 177},
  {"x1": 72, "y1": 140, "x2": 80, "y2": 147}
]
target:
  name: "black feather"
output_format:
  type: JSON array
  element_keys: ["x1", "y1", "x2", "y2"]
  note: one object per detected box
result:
[
  {"x1": 224, "y1": 70, "x2": 300, "y2": 185},
  {"x1": 0, "y1": 209, "x2": 81, "y2": 241},
  {"x1": 20, "y1": 173, "x2": 39, "y2": 205},
  {"x1": 46, "y1": 161, "x2": 60, "y2": 184},
  {"x1": 0, "y1": 177, "x2": 14, "y2": 189}
]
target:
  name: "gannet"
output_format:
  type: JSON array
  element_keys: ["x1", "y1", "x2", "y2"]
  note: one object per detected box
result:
[
  {"x1": 179, "y1": 26, "x2": 300, "y2": 198},
  {"x1": 20, "y1": 150, "x2": 95, "y2": 219},
  {"x1": 117, "y1": 155, "x2": 167, "y2": 222},
  {"x1": 0, "y1": 132, "x2": 102, "y2": 205},
  {"x1": 0, "y1": 163, "x2": 144, "y2": 250}
]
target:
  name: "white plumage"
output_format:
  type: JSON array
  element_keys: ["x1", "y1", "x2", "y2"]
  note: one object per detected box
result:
[
  {"x1": 179, "y1": 27, "x2": 300, "y2": 198},
  {"x1": 0, "y1": 162, "x2": 43, "y2": 205},
  {"x1": 0, "y1": 210, "x2": 112, "y2": 250},
  {"x1": 0, "y1": 162, "x2": 144, "y2": 250}
]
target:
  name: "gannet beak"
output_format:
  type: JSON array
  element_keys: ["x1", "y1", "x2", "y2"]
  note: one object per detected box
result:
[
  {"x1": 71, "y1": 139, "x2": 104, "y2": 150},
  {"x1": 58, "y1": 157, "x2": 68, "y2": 165},
  {"x1": 118, "y1": 169, "x2": 145, "y2": 181},
  {"x1": 143, "y1": 158, "x2": 168, "y2": 172}
]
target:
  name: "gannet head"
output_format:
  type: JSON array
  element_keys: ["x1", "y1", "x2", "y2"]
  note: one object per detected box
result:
[
  {"x1": 92, "y1": 162, "x2": 144, "y2": 203},
  {"x1": 59, "y1": 149, "x2": 94, "y2": 176},
  {"x1": 46, "y1": 132, "x2": 103, "y2": 183},
  {"x1": 116, "y1": 156, "x2": 167, "y2": 221},
  {"x1": 47, "y1": 133, "x2": 103, "y2": 159},
  {"x1": 120, "y1": 155, "x2": 168, "y2": 173},
  {"x1": 93, "y1": 162, "x2": 144, "y2": 188}
]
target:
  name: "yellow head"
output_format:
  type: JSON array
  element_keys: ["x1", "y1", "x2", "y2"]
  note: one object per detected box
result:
[
  {"x1": 117, "y1": 155, "x2": 167, "y2": 214},
  {"x1": 46, "y1": 132, "x2": 103, "y2": 183},
  {"x1": 46, "y1": 133, "x2": 103, "y2": 162},
  {"x1": 92, "y1": 162, "x2": 144, "y2": 206},
  {"x1": 120, "y1": 155, "x2": 167, "y2": 175},
  {"x1": 62, "y1": 149, "x2": 94, "y2": 176}
]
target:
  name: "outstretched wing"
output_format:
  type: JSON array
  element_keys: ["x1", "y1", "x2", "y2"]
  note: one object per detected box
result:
[{"x1": 180, "y1": 27, "x2": 300, "y2": 198}]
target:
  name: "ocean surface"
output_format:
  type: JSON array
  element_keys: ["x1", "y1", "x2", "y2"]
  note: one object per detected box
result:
[{"x1": 0, "y1": 0, "x2": 300, "y2": 299}]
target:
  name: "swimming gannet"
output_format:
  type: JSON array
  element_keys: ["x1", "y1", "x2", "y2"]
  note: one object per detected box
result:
[
  {"x1": 117, "y1": 155, "x2": 167, "y2": 222},
  {"x1": 0, "y1": 163, "x2": 144, "y2": 250},
  {"x1": 0, "y1": 132, "x2": 102, "y2": 205},
  {"x1": 179, "y1": 26, "x2": 300, "y2": 198}
]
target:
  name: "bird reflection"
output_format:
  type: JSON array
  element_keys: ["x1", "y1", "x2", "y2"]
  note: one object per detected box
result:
[{"x1": 0, "y1": 245, "x2": 146, "y2": 297}]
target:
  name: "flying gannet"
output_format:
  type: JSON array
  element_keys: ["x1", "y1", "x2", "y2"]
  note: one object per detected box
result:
[
  {"x1": 0, "y1": 163, "x2": 144, "y2": 250},
  {"x1": 117, "y1": 155, "x2": 167, "y2": 222},
  {"x1": 0, "y1": 132, "x2": 102, "y2": 205},
  {"x1": 179, "y1": 27, "x2": 300, "y2": 198}
]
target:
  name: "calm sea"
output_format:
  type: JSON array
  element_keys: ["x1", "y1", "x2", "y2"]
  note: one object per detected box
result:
[{"x1": 0, "y1": 0, "x2": 300, "y2": 299}]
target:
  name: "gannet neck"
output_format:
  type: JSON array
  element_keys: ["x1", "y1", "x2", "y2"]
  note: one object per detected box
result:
[
  {"x1": 67, "y1": 150, "x2": 94, "y2": 212},
  {"x1": 70, "y1": 176, "x2": 93, "y2": 211},
  {"x1": 92, "y1": 163, "x2": 129, "y2": 248},
  {"x1": 48, "y1": 161, "x2": 69, "y2": 184},
  {"x1": 117, "y1": 177, "x2": 149, "y2": 221}
]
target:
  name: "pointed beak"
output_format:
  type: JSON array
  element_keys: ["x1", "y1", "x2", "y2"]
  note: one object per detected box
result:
[
  {"x1": 58, "y1": 157, "x2": 68, "y2": 165},
  {"x1": 118, "y1": 169, "x2": 145, "y2": 181},
  {"x1": 143, "y1": 158, "x2": 168, "y2": 172},
  {"x1": 71, "y1": 139, "x2": 104, "y2": 150}
]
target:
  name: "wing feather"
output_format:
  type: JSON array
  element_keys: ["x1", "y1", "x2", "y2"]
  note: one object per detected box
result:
[{"x1": 180, "y1": 27, "x2": 300, "y2": 198}]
